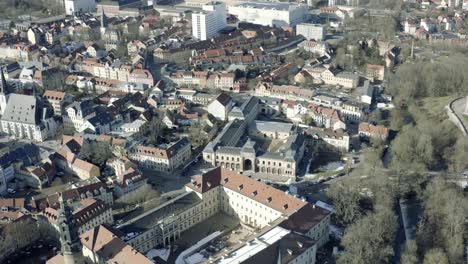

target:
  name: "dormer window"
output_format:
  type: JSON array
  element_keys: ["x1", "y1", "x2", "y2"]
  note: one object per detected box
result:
[
  {"x1": 266, "y1": 197, "x2": 272, "y2": 203},
  {"x1": 283, "y1": 204, "x2": 288, "y2": 210},
  {"x1": 252, "y1": 190, "x2": 257, "y2": 197},
  {"x1": 238, "y1": 184, "x2": 243, "y2": 190},
  {"x1": 223, "y1": 178, "x2": 229, "y2": 183}
]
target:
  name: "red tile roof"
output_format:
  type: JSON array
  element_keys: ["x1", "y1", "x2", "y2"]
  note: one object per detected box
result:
[
  {"x1": 187, "y1": 168, "x2": 307, "y2": 215},
  {"x1": 80, "y1": 224, "x2": 153, "y2": 264}
]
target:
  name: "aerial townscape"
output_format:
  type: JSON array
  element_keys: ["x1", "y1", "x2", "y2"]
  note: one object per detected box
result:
[{"x1": 0, "y1": 0, "x2": 467, "y2": 263}]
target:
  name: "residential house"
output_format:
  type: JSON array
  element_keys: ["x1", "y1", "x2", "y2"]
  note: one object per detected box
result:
[
  {"x1": 358, "y1": 122, "x2": 389, "y2": 141},
  {"x1": 127, "y1": 40, "x2": 147, "y2": 57},
  {"x1": 305, "y1": 127, "x2": 350, "y2": 152},
  {"x1": 128, "y1": 138, "x2": 191, "y2": 172},
  {"x1": 299, "y1": 40, "x2": 329, "y2": 56},
  {"x1": 207, "y1": 93, "x2": 234, "y2": 121},
  {"x1": 15, "y1": 161, "x2": 55, "y2": 189},
  {"x1": 32, "y1": 180, "x2": 113, "y2": 211},
  {"x1": 307, "y1": 103, "x2": 346, "y2": 130},
  {"x1": 55, "y1": 149, "x2": 101, "y2": 180},
  {"x1": 43, "y1": 90, "x2": 73, "y2": 116},
  {"x1": 255, "y1": 82, "x2": 315, "y2": 101},
  {"x1": 43, "y1": 198, "x2": 113, "y2": 235},
  {"x1": 340, "y1": 101, "x2": 365, "y2": 123},
  {"x1": 78, "y1": 111, "x2": 113, "y2": 134},
  {"x1": 305, "y1": 66, "x2": 359, "y2": 89},
  {"x1": 366, "y1": 64, "x2": 385, "y2": 81},
  {"x1": 108, "y1": 157, "x2": 147, "y2": 197},
  {"x1": 27, "y1": 27, "x2": 44, "y2": 45},
  {"x1": 360, "y1": 81, "x2": 375, "y2": 105},
  {"x1": 63, "y1": 100, "x2": 96, "y2": 132}
]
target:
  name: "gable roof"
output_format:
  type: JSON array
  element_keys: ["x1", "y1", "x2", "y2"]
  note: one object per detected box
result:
[
  {"x1": 214, "y1": 93, "x2": 232, "y2": 106},
  {"x1": 80, "y1": 224, "x2": 155, "y2": 264},
  {"x1": 1, "y1": 94, "x2": 45, "y2": 125},
  {"x1": 43, "y1": 90, "x2": 67, "y2": 100},
  {"x1": 187, "y1": 168, "x2": 307, "y2": 215}
]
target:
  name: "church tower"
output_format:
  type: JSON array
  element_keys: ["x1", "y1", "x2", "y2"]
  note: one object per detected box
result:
[
  {"x1": 0, "y1": 67, "x2": 11, "y2": 116},
  {"x1": 57, "y1": 194, "x2": 82, "y2": 264},
  {"x1": 100, "y1": 10, "x2": 107, "y2": 39}
]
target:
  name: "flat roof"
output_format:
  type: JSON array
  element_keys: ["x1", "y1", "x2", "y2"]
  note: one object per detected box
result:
[
  {"x1": 235, "y1": 2, "x2": 302, "y2": 11},
  {"x1": 251, "y1": 120, "x2": 294, "y2": 134},
  {"x1": 119, "y1": 191, "x2": 202, "y2": 236},
  {"x1": 214, "y1": 226, "x2": 290, "y2": 264}
]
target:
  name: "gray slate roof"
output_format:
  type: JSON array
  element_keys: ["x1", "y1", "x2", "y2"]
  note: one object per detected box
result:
[{"x1": 1, "y1": 94, "x2": 45, "y2": 125}]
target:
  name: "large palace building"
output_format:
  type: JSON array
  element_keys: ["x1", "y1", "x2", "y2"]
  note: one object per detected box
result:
[
  {"x1": 202, "y1": 96, "x2": 306, "y2": 182},
  {"x1": 116, "y1": 167, "x2": 331, "y2": 263}
]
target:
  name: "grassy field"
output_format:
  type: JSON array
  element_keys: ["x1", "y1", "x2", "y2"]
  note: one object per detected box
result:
[{"x1": 420, "y1": 96, "x2": 457, "y2": 120}]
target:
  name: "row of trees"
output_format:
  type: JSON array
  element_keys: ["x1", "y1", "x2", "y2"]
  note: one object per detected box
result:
[
  {"x1": 0, "y1": 0, "x2": 63, "y2": 19},
  {"x1": 81, "y1": 140, "x2": 114, "y2": 166},
  {"x1": 0, "y1": 219, "x2": 59, "y2": 261},
  {"x1": 388, "y1": 56, "x2": 468, "y2": 100},
  {"x1": 134, "y1": 112, "x2": 171, "y2": 146},
  {"x1": 328, "y1": 142, "x2": 399, "y2": 264},
  {"x1": 331, "y1": 145, "x2": 467, "y2": 264},
  {"x1": 324, "y1": 1, "x2": 468, "y2": 261},
  {"x1": 330, "y1": 45, "x2": 467, "y2": 264},
  {"x1": 399, "y1": 177, "x2": 468, "y2": 264}
]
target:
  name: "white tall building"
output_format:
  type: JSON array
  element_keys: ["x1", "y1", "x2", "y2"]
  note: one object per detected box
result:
[
  {"x1": 64, "y1": 0, "x2": 97, "y2": 15},
  {"x1": 192, "y1": 2, "x2": 227, "y2": 40},
  {"x1": 229, "y1": 2, "x2": 308, "y2": 27},
  {"x1": 296, "y1": 23, "x2": 326, "y2": 40}
]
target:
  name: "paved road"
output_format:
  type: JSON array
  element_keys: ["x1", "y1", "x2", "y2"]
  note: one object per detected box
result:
[
  {"x1": 448, "y1": 97, "x2": 468, "y2": 135},
  {"x1": 451, "y1": 97, "x2": 468, "y2": 136}
]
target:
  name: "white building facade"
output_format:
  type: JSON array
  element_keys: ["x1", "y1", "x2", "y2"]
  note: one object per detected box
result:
[
  {"x1": 229, "y1": 2, "x2": 308, "y2": 27},
  {"x1": 65, "y1": 0, "x2": 97, "y2": 15},
  {"x1": 296, "y1": 23, "x2": 326, "y2": 40},
  {"x1": 192, "y1": 2, "x2": 227, "y2": 40}
]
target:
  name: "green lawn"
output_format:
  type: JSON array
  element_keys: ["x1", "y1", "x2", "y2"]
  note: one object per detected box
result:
[{"x1": 420, "y1": 96, "x2": 457, "y2": 120}]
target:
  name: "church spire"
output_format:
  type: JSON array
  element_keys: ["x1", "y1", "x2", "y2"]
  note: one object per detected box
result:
[
  {"x1": 0, "y1": 67, "x2": 9, "y2": 94},
  {"x1": 100, "y1": 9, "x2": 107, "y2": 29},
  {"x1": 100, "y1": 9, "x2": 107, "y2": 39},
  {"x1": 57, "y1": 194, "x2": 81, "y2": 264}
]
